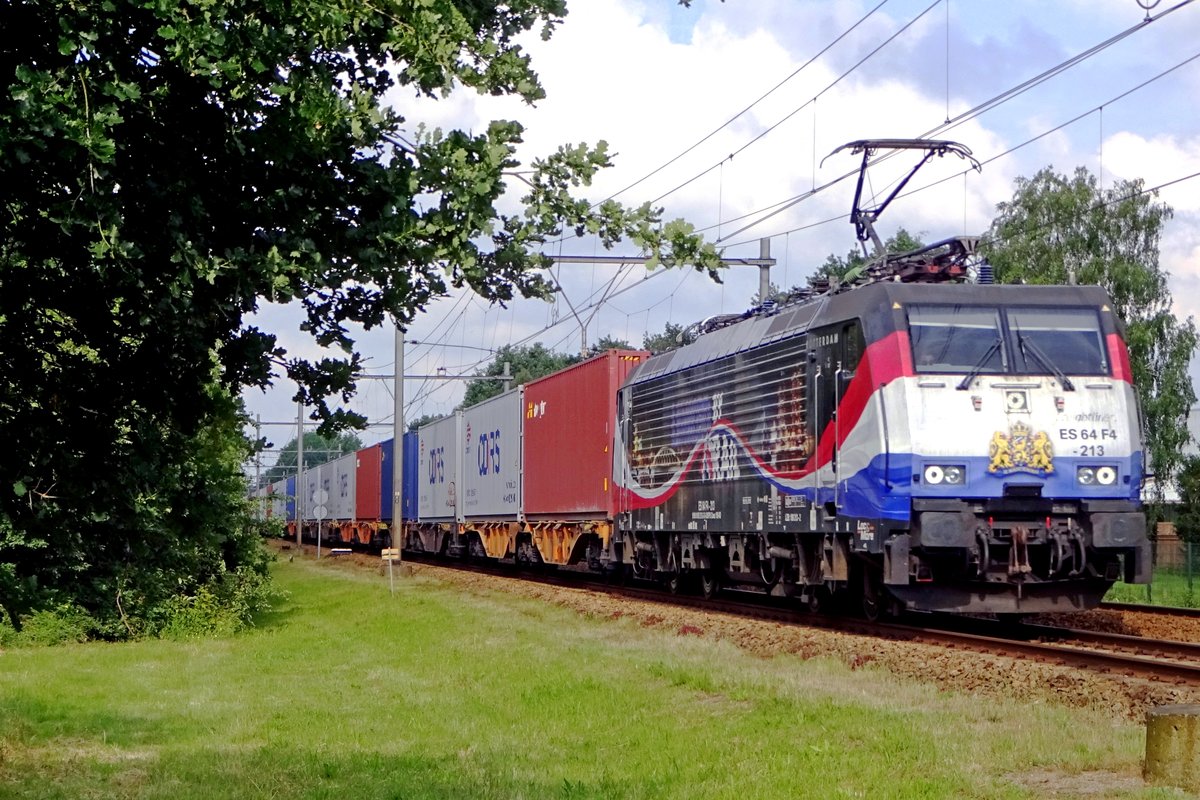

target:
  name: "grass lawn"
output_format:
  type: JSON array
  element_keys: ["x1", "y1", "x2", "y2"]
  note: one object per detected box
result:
[
  {"x1": 0, "y1": 552, "x2": 1177, "y2": 799},
  {"x1": 1106, "y1": 570, "x2": 1200, "y2": 608}
]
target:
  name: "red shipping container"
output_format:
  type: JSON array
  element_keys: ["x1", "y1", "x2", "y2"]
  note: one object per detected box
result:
[
  {"x1": 523, "y1": 349, "x2": 648, "y2": 519},
  {"x1": 355, "y1": 443, "x2": 384, "y2": 520}
]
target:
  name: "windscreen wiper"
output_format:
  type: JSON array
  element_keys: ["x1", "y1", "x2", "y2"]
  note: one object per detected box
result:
[
  {"x1": 956, "y1": 338, "x2": 1002, "y2": 390},
  {"x1": 1019, "y1": 333, "x2": 1075, "y2": 391}
]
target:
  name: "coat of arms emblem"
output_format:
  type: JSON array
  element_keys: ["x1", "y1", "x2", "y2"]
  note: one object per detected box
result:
[{"x1": 987, "y1": 421, "x2": 1054, "y2": 476}]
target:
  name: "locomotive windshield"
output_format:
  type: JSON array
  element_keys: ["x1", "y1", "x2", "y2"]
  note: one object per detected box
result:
[
  {"x1": 1008, "y1": 307, "x2": 1107, "y2": 375},
  {"x1": 908, "y1": 305, "x2": 1006, "y2": 374},
  {"x1": 907, "y1": 304, "x2": 1109, "y2": 377}
]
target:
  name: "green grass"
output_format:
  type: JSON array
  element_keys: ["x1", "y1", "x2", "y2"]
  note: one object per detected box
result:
[
  {"x1": 0, "y1": 554, "x2": 1176, "y2": 799},
  {"x1": 1106, "y1": 569, "x2": 1200, "y2": 608}
]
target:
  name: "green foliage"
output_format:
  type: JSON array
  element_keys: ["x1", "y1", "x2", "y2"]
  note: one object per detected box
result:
[
  {"x1": 583, "y1": 335, "x2": 634, "y2": 358},
  {"x1": 642, "y1": 322, "x2": 696, "y2": 355},
  {"x1": 462, "y1": 343, "x2": 578, "y2": 407},
  {"x1": 1176, "y1": 456, "x2": 1200, "y2": 544},
  {"x1": 0, "y1": 0, "x2": 722, "y2": 639},
  {"x1": 0, "y1": 603, "x2": 93, "y2": 647},
  {"x1": 263, "y1": 431, "x2": 364, "y2": 484},
  {"x1": 982, "y1": 166, "x2": 1198, "y2": 500},
  {"x1": 750, "y1": 281, "x2": 788, "y2": 307},
  {"x1": 817, "y1": 227, "x2": 925, "y2": 282},
  {"x1": 151, "y1": 567, "x2": 282, "y2": 640},
  {"x1": 407, "y1": 413, "x2": 445, "y2": 432}
]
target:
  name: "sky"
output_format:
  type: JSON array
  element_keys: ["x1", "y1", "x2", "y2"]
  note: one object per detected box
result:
[{"x1": 242, "y1": 0, "x2": 1200, "y2": 468}]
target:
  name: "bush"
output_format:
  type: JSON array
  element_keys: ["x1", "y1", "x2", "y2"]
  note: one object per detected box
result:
[
  {"x1": 0, "y1": 603, "x2": 94, "y2": 647},
  {"x1": 152, "y1": 566, "x2": 284, "y2": 640}
]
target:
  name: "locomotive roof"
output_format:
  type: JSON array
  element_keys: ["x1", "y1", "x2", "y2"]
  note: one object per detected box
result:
[{"x1": 627, "y1": 281, "x2": 1117, "y2": 387}]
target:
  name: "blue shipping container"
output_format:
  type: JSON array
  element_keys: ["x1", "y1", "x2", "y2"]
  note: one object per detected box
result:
[{"x1": 379, "y1": 432, "x2": 419, "y2": 521}]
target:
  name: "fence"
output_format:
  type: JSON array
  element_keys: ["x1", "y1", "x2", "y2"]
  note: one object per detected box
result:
[{"x1": 1105, "y1": 537, "x2": 1200, "y2": 608}]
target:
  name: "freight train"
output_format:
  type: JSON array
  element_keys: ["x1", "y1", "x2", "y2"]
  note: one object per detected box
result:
[
  {"x1": 255, "y1": 242, "x2": 1150, "y2": 618},
  {"x1": 253, "y1": 140, "x2": 1151, "y2": 617}
]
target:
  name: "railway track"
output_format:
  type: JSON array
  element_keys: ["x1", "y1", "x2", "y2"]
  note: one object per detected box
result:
[
  {"x1": 1099, "y1": 600, "x2": 1200, "y2": 618},
  {"x1": 293, "y1": 542, "x2": 1200, "y2": 686},
  {"x1": 618, "y1": 586, "x2": 1200, "y2": 686}
]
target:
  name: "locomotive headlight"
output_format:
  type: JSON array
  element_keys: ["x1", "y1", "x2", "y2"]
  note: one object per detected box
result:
[
  {"x1": 923, "y1": 465, "x2": 965, "y2": 485},
  {"x1": 1096, "y1": 466, "x2": 1117, "y2": 485},
  {"x1": 1077, "y1": 467, "x2": 1097, "y2": 485}
]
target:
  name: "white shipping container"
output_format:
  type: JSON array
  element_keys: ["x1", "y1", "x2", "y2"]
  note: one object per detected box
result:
[
  {"x1": 301, "y1": 467, "x2": 317, "y2": 521},
  {"x1": 461, "y1": 388, "x2": 523, "y2": 519},
  {"x1": 330, "y1": 452, "x2": 357, "y2": 520},
  {"x1": 270, "y1": 479, "x2": 288, "y2": 519},
  {"x1": 302, "y1": 463, "x2": 335, "y2": 521},
  {"x1": 417, "y1": 412, "x2": 462, "y2": 522}
]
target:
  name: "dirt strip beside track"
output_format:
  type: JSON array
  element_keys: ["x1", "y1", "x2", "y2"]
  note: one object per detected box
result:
[{"x1": 283, "y1": 543, "x2": 1200, "y2": 722}]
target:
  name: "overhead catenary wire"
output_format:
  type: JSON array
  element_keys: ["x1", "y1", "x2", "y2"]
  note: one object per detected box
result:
[
  {"x1": 983, "y1": 169, "x2": 1200, "y2": 251},
  {"x1": 715, "y1": 10, "x2": 1195, "y2": 247},
  {"x1": 720, "y1": 45, "x2": 1200, "y2": 250},
  {"x1": 705, "y1": 0, "x2": 1195, "y2": 248},
  {"x1": 599, "y1": 0, "x2": 893, "y2": 207},
  {"x1": 647, "y1": 0, "x2": 943, "y2": 207},
  {"x1": 253, "y1": 3, "x2": 1200, "y2": 441}
]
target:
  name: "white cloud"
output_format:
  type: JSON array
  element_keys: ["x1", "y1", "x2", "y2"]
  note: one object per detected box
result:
[
  {"x1": 242, "y1": 0, "x2": 1200, "y2": 441},
  {"x1": 1104, "y1": 132, "x2": 1200, "y2": 213}
]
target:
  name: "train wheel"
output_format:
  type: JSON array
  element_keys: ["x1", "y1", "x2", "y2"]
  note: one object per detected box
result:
[
  {"x1": 665, "y1": 572, "x2": 683, "y2": 595},
  {"x1": 700, "y1": 570, "x2": 720, "y2": 599},
  {"x1": 862, "y1": 593, "x2": 881, "y2": 622},
  {"x1": 806, "y1": 586, "x2": 827, "y2": 614}
]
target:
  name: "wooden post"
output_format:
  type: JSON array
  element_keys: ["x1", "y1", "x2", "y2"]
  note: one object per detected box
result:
[{"x1": 1145, "y1": 704, "x2": 1200, "y2": 791}]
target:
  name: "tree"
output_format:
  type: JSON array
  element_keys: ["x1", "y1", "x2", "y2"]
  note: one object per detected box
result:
[
  {"x1": 750, "y1": 281, "x2": 788, "y2": 307},
  {"x1": 583, "y1": 335, "x2": 634, "y2": 358},
  {"x1": 816, "y1": 227, "x2": 925, "y2": 282},
  {"x1": 461, "y1": 343, "x2": 578, "y2": 407},
  {"x1": 1175, "y1": 455, "x2": 1200, "y2": 543},
  {"x1": 982, "y1": 166, "x2": 1198, "y2": 506},
  {"x1": 407, "y1": 413, "x2": 445, "y2": 433},
  {"x1": 262, "y1": 432, "x2": 364, "y2": 484},
  {"x1": 0, "y1": 1, "x2": 722, "y2": 635},
  {"x1": 1, "y1": 384, "x2": 272, "y2": 636},
  {"x1": 642, "y1": 322, "x2": 697, "y2": 355}
]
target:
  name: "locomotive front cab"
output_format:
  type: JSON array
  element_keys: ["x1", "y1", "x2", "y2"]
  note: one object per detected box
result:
[{"x1": 886, "y1": 285, "x2": 1150, "y2": 613}]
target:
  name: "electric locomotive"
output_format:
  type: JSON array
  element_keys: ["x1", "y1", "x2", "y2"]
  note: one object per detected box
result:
[
  {"x1": 613, "y1": 241, "x2": 1149, "y2": 614},
  {"x1": 610, "y1": 140, "x2": 1149, "y2": 616}
]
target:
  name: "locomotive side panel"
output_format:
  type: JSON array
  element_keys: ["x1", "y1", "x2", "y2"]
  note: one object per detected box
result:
[{"x1": 620, "y1": 334, "x2": 818, "y2": 533}]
